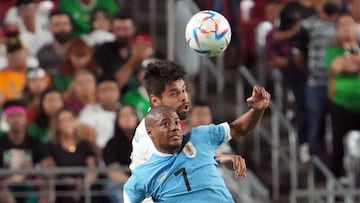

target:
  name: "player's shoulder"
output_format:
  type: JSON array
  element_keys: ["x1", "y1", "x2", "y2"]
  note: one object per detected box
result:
[
  {"x1": 133, "y1": 119, "x2": 149, "y2": 143},
  {"x1": 132, "y1": 155, "x2": 162, "y2": 175},
  {"x1": 191, "y1": 122, "x2": 228, "y2": 134}
]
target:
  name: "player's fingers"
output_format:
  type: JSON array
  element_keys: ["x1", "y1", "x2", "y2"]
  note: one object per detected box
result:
[
  {"x1": 239, "y1": 157, "x2": 246, "y2": 177},
  {"x1": 234, "y1": 156, "x2": 246, "y2": 178}
]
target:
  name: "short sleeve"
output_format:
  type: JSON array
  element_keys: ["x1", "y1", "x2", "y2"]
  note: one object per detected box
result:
[{"x1": 123, "y1": 175, "x2": 147, "y2": 203}]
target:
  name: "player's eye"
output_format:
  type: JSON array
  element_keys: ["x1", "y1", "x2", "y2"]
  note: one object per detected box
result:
[{"x1": 162, "y1": 121, "x2": 169, "y2": 127}]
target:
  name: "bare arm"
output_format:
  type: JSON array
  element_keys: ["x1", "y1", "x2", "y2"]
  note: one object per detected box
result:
[
  {"x1": 229, "y1": 86, "x2": 270, "y2": 138},
  {"x1": 330, "y1": 54, "x2": 360, "y2": 74},
  {"x1": 85, "y1": 156, "x2": 98, "y2": 183},
  {"x1": 272, "y1": 23, "x2": 301, "y2": 42},
  {"x1": 115, "y1": 42, "x2": 152, "y2": 89},
  {"x1": 216, "y1": 154, "x2": 246, "y2": 179}
]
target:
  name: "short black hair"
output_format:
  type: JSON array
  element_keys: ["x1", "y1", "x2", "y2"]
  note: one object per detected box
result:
[
  {"x1": 193, "y1": 100, "x2": 210, "y2": 108},
  {"x1": 112, "y1": 11, "x2": 133, "y2": 21},
  {"x1": 5, "y1": 36, "x2": 23, "y2": 53},
  {"x1": 145, "y1": 105, "x2": 175, "y2": 128},
  {"x1": 91, "y1": 8, "x2": 112, "y2": 24},
  {"x1": 190, "y1": 100, "x2": 211, "y2": 114},
  {"x1": 143, "y1": 60, "x2": 187, "y2": 98},
  {"x1": 15, "y1": 0, "x2": 32, "y2": 8},
  {"x1": 2, "y1": 99, "x2": 27, "y2": 110},
  {"x1": 96, "y1": 74, "x2": 117, "y2": 85},
  {"x1": 49, "y1": 10, "x2": 71, "y2": 20}
]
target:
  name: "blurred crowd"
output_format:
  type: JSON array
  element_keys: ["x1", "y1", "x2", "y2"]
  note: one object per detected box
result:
[{"x1": 0, "y1": 0, "x2": 360, "y2": 202}]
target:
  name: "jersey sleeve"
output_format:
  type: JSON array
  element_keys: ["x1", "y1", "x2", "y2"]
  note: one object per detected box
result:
[
  {"x1": 129, "y1": 119, "x2": 155, "y2": 171},
  {"x1": 123, "y1": 174, "x2": 147, "y2": 203},
  {"x1": 194, "y1": 122, "x2": 231, "y2": 148},
  {"x1": 219, "y1": 122, "x2": 232, "y2": 143}
]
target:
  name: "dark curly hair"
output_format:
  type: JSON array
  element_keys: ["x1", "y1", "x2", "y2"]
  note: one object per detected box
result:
[{"x1": 143, "y1": 60, "x2": 187, "y2": 98}]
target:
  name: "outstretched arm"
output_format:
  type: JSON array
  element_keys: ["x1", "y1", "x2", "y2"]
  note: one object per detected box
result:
[
  {"x1": 216, "y1": 154, "x2": 246, "y2": 179},
  {"x1": 229, "y1": 86, "x2": 270, "y2": 138}
]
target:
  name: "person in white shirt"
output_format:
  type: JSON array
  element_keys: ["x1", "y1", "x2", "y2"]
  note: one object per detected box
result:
[
  {"x1": 78, "y1": 76, "x2": 120, "y2": 156},
  {"x1": 5, "y1": 0, "x2": 52, "y2": 56}
]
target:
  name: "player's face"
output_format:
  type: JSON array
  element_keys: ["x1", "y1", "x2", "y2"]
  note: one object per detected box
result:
[
  {"x1": 150, "y1": 110, "x2": 183, "y2": 154},
  {"x1": 158, "y1": 79, "x2": 190, "y2": 120},
  {"x1": 189, "y1": 106, "x2": 212, "y2": 127}
]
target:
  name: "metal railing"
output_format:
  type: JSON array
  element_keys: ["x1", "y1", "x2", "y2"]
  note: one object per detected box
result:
[
  {"x1": 236, "y1": 65, "x2": 360, "y2": 202},
  {"x1": 0, "y1": 166, "x2": 129, "y2": 203},
  {"x1": 236, "y1": 66, "x2": 298, "y2": 202}
]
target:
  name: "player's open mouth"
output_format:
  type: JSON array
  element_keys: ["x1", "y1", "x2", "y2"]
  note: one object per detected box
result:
[{"x1": 180, "y1": 103, "x2": 189, "y2": 111}]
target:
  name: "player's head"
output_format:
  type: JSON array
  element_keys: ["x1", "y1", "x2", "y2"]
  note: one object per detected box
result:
[
  {"x1": 145, "y1": 106, "x2": 183, "y2": 154},
  {"x1": 143, "y1": 60, "x2": 190, "y2": 120},
  {"x1": 188, "y1": 101, "x2": 212, "y2": 128}
]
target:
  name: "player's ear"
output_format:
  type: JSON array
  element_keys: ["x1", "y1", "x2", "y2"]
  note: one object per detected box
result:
[
  {"x1": 149, "y1": 95, "x2": 161, "y2": 106},
  {"x1": 147, "y1": 128, "x2": 154, "y2": 140}
]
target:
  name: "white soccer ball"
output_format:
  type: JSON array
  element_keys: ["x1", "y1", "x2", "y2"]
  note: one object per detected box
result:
[{"x1": 185, "y1": 10, "x2": 232, "y2": 57}]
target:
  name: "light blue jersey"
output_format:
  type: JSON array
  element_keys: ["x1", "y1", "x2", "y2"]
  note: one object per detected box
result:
[{"x1": 124, "y1": 122, "x2": 234, "y2": 203}]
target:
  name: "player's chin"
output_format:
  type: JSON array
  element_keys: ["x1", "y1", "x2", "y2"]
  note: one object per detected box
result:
[
  {"x1": 164, "y1": 143, "x2": 182, "y2": 152},
  {"x1": 170, "y1": 136, "x2": 182, "y2": 144},
  {"x1": 178, "y1": 102, "x2": 190, "y2": 116}
]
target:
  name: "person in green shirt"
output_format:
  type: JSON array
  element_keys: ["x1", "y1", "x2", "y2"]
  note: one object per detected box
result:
[
  {"x1": 27, "y1": 88, "x2": 64, "y2": 143},
  {"x1": 324, "y1": 13, "x2": 360, "y2": 178},
  {"x1": 59, "y1": 0, "x2": 119, "y2": 37}
]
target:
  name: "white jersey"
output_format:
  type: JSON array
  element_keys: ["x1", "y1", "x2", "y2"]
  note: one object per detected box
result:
[
  {"x1": 129, "y1": 119, "x2": 156, "y2": 203},
  {"x1": 129, "y1": 119, "x2": 156, "y2": 171}
]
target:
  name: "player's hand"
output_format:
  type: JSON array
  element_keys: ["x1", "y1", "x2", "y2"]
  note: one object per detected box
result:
[
  {"x1": 216, "y1": 154, "x2": 246, "y2": 179},
  {"x1": 246, "y1": 86, "x2": 270, "y2": 110}
]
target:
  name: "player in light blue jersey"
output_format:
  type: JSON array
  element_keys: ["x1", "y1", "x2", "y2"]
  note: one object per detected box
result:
[{"x1": 124, "y1": 85, "x2": 270, "y2": 203}]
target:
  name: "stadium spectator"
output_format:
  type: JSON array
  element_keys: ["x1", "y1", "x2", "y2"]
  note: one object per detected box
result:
[
  {"x1": 58, "y1": 0, "x2": 119, "y2": 37},
  {"x1": 21, "y1": 67, "x2": 51, "y2": 123},
  {"x1": 0, "y1": 23, "x2": 39, "y2": 69},
  {"x1": 118, "y1": 34, "x2": 155, "y2": 93},
  {"x1": 265, "y1": 0, "x2": 314, "y2": 162},
  {"x1": 64, "y1": 70, "x2": 96, "y2": 114},
  {"x1": 27, "y1": 88, "x2": 64, "y2": 143},
  {"x1": 94, "y1": 12, "x2": 139, "y2": 79},
  {"x1": 103, "y1": 105, "x2": 139, "y2": 203},
  {"x1": 187, "y1": 101, "x2": 213, "y2": 128},
  {"x1": 300, "y1": 0, "x2": 338, "y2": 162},
  {"x1": 5, "y1": 0, "x2": 52, "y2": 56},
  {"x1": 48, "y1": 108, "x2": 98, "y2": 203},
  {"x1": 0, "y1": 99, "x2": 54, "y2": 203},
  {"x1": 36, "y1": 10, "x2": 73, "y2": 75},
  {"x1": 82, "y1": 8, "x2": 115, "y2": 47},
  {"x1": 0, "y1": 36, "x2": 29, "y2": 105},
  {"x1": 324, "y1": 13, "x2": 360, "y2": 178},
  {"x1": 78, "y1": 76, "x2": 120, "y2": 156},
  {"x1": 121, "y1": 58, "x2": 156, "y2": 120},
  {"x1": 52, "y1": 38, "x2": 97, "y2": 92}
]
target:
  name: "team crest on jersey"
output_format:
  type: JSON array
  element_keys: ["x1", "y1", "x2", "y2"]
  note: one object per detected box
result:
[
  {"x1": 157, "y1": 172, "x2": 168, "y2": 183},
  {"x1": 183, "y1": 142, "x2": 196, "y2": 158}
]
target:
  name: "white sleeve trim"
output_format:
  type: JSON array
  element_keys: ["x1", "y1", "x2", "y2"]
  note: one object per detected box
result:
[
  {"x1": 219, "y1": 122, "x2": 232, "y2": 143},
  {"x1": 123, "y1": 191, "x2": 131, "y2": 203}
]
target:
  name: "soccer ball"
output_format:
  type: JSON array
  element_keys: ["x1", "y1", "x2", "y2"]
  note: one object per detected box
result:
[{"x1": 185, "y1": 10, "x2": 231, "y2": 57}]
